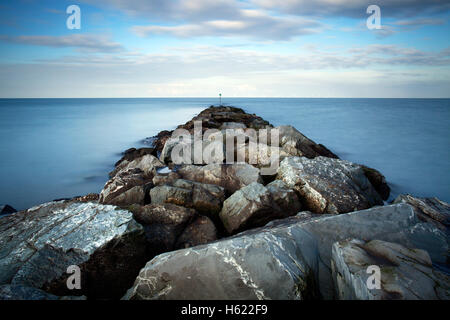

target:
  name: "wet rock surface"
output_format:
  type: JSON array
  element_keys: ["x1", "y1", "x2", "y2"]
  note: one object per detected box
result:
[
  {"x1": 332, "y1": 239, "x2": 450, "y2": 300},
  {"x1": 0, "y1": 201, "x2": 147, "y2": 299}
]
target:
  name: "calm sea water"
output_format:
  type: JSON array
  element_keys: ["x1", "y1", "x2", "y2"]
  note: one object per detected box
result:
[{"x1": 0, "y1": 98, "x2": 449, "y2": 210}]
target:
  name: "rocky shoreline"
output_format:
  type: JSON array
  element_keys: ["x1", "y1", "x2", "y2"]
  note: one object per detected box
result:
[{"x1": 0, "y1": 106, "x2": 449, "y2": 300}]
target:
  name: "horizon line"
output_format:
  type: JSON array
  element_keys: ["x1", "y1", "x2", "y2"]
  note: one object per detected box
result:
[{"x1": 1, "y1": 97, "x2": 450, "y2": 99}]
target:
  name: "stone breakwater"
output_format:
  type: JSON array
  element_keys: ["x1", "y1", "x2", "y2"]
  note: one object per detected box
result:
[{"x1": 0, "y1": 106, "x2": 449, "y2": 300}]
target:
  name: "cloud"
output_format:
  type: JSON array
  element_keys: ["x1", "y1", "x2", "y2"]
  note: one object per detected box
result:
[
  {"x1": 81, "y1": 0, "x2": 244, "y2": 22},
  {"x1": 132, "y1": 10, "x2": 323, "y2": 40},
  {"x1": 0, "y1": 34, "x2": 124, "y2": 53},
  {"x1": 395, "y1": 18, "x2": 445, "y2": 26},
  {"x1": 254, "y1": 0, "x2": 450, "y2": 18}
]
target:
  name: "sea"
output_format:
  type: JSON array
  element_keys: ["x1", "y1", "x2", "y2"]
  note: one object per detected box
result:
[{"x1": 0, "y1": 98, "x2": 449, "y2": 210}]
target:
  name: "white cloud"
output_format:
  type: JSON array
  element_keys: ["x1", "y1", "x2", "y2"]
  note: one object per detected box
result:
[
  {"x1": 254, "y1": 0, "x2": 450, "y2": 17},
  {"x1": 0, "y1": 34, "x2": 124, "y2": 53},
  {"x1": 132, "y1": 12, "x2": 323, "y2": 40}
]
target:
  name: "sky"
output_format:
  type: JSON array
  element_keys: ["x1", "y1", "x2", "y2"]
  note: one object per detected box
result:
[{"x1": 0, "y1": 0, "x2": 449, "y2": 98}]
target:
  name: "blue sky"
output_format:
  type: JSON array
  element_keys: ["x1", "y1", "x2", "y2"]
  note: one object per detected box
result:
[{"x1": 0, "y1": 0, "x2": 449, "y2": 97}]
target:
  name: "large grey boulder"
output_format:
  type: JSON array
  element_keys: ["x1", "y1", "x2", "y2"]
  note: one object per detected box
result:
[
  {"x1": 123, "y1": 215, "x2": 319, "y2": 300},
  {"x1": 219, "y1": 182, "x2": 300, "y2": 234},
  {"x1": 220, "y1": 182, "x2": 278, "y2": 234},
  {"x1": 277, "y1": 156, "x2": 383, "y2": 214},
  {"x1": 331, "y1": 239, "x2": 450, "y2": 300},
  {"x1": 123, "y1": 203, "x2": 448, "y2": 300},
  {"x1": 0, "y1": 201, "x2": 147, "y2": 299},
  {"x1": 178, "y1": 163, "x2": 263, "y2": 194}
]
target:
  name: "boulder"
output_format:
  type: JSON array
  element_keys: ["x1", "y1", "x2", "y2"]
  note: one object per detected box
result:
[
  {"x1": 0, "y1": 201, "x2": 147, "y2": 299},
  {"x1": 128, "y1": 203, "x2": 196, "y2": 255},
  {"x1": 361, "y1": 165, "x2": 390, "y2": 200},
  {"x1": 331, "y1": 239, "x2": 450, "y2": 300},
  {"x1": 175, "y1": 216, "x2": 218, "y2": 249},
  {"x1": 178, "y1": 163, "x2": 263, "y2": 194},
  {"x1": 123, "y1": 217, "x2": 318, "y2": 300},
  {"x1": 150, "y1": 179, "x2": 225, "y2": 218},
  {"x1": 394, "y1": 194, "x2": 450, "y2": 231},
  {"x1": 0, "y1": 204, "x2": 16, "y2": 216},
  {"x1": 277, "y1": 156, "x2": 383, "y2": 214},
  {"x1": 0, "y1": 284, "x2": 86, "y2": 300},
  {"x1": 114, "y1": 147, "x2": 156, "y2": 167},
  {"x1": 123, "y1": 203, "x2": 448, "y2": 300},
  {"x1": 266, "y1": 180, "x2": 302, "y2": 215},
  {"x1": 110, "y1": 154, "x2": 164, "y2": 178},
  {"x1": 219, "y1": 182, "x2": 299, "y2": 234},
  {"x1": 220, "y1": 182, "x2": 277, "y2": 234},
  {"x1": 276, "y1": 125, "x2": 338, "y2": 159},
  {"x1": 99, "y1": 168, "x2": 152, "y2": 205}
]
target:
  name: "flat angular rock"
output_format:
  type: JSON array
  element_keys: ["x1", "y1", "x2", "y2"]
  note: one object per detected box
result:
[
  {"x1": 178, "y1": 163, "x2": 263, "y2": 194},
  {"x1": 175, "y1": 216, "x2": 218, "y2": 249},
  {"x1": 0, "y1": 201, "x2": 147, "y2": 299},
  {"x1": 219, "y1": 182, "x2": 300, "y2": 234},
  {"x1": 394, "y1": 194, "x2": 450, "y2": 231},
  {"x1": 331, "y1": 239, "x2": 450, "y2": 300},
  {"x1": 277, "y1": 156, "x2": 383, "y2": 214},
  {"x1": 123, "y1": 203, "x2": 448, "y2": 300},
  {"x1": 219, "y1": 182, "x2": 278, "y2": 234}
]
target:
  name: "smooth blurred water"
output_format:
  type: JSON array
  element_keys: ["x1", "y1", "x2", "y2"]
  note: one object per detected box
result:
[{"x1": 0, "y1": 98, "x2": 449, "y2": 210}]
